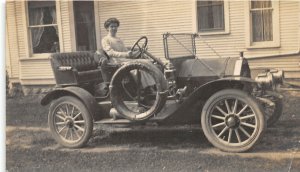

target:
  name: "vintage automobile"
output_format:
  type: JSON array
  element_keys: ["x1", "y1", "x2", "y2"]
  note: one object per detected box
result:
[{"x1": 41, "y1": 33, "x2": 284, "y2": 152}]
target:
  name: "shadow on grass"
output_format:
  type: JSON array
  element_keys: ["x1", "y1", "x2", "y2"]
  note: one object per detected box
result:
[{"x1": 6, "y1": 95, "x2": 49, "y2": 127}]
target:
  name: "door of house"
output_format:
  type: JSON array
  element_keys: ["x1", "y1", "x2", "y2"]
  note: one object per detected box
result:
[{"x1": 73, "y1": 1, "x2": 97, "y2": 51}]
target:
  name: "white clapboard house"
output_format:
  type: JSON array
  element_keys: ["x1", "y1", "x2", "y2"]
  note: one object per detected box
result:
[{"x1": 5, "y1": 0, "x2": 300, "y2": 93}]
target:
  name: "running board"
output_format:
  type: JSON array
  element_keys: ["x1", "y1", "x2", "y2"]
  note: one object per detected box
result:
[
  {"x1": 95, "y1": 99, "x2": 186, "y2": 124},
  {"x1": 94, "y1": 118, "x2": 133, "y2": 124},
  {"x1": 150, "y1": 100, "x2": 183, "y2": 121}
]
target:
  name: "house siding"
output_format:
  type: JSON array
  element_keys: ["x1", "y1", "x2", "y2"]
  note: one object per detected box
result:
[
  {"x1": 98, "y1": 0, "x2": 194, "y2": 58},
  {"x1": 196, "y1": 1, "x2": 300, "y2": 58},
  {"x1": 195, "y1": 1, "x2": 300, "y2": 79},
  {"x1": 248, "y1": 54, "x2": 300, "y2": 79},
  {"x1": 6, "y1": 24, "x2": 11, "y2": 76},
  {"x1": 279, "y1": 1, "x2": 299, "y2": 52},
  {"x1": 5, "y1": 0, "x2": 300, "y2": 86},
  {"x1": 15, "y1": 1, "x2": 27, "y2": 59},
  {"x1": 19, "y1": 58, "x2": 55, "y2": 85},
  {"x1": 248, "y1": 1, "x2": 300, "y2": 79},
  {"x1": 196, "y1": 1, "x2": 246, "y2": 58},
  {"x1": 60, "y1": 1, "x2": 73, "y2": 52},
  {"x1": 6, "y1": 1, "x2": 19, "y2": 80}
]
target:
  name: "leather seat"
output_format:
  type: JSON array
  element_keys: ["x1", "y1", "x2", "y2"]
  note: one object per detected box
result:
[{"x1": 51, "y1": 51, "x2": 102, "y2": 86}]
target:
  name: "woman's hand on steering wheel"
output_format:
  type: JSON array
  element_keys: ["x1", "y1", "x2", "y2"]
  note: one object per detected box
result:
[{"x1": 128, "y1": 50, "x2": 140, "y2": 59}]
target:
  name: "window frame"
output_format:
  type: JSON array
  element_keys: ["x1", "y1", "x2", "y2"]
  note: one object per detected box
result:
[
  {"x1": 25, "y1": 1, "x2": 63, "y2": 58},
  {"x1": 245, "y1": 0, "x2": 280, "y2": 49},
  {"x1": 195, "y1": 0, "x2": 230, "y2": 36}
]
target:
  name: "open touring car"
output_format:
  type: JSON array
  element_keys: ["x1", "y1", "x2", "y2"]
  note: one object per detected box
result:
[{"x1": 41, "y1": 33, "x2": 284, "y2": 152}]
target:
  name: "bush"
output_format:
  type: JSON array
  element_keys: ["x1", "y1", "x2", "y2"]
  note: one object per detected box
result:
[{"x1": 6, "y1": 70, "x2": 9, "y2": 96}]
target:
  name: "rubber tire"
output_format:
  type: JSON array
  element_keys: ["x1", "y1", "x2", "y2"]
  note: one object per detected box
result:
[
  {"x1": 48, "y1": 96, "x2": 93, "y2": 148},
  {"x1": 266, "y1": 98, "x2": 283, "y2": 127},
  {"x1": 110, "y1": 59, "x2": 167, "y2": 121},
  {"x1": 201, "y1": 89, "x2": 266, "y2": 153}
]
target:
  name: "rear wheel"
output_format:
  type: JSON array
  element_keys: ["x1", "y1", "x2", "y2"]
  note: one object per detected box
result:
[
  {"x1": 201, "y1": 89, "x2": 265, "y2": 152},
  {"x1": 48, "y1": 96, "x2": 93, "y2": 148}
]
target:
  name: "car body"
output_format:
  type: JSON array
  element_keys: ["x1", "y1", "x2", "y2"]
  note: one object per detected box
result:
[{"x1": 41, "y1": 33, "x2": 284, "y2": 152}]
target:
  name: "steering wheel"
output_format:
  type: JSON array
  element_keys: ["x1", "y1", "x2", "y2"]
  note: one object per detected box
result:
[{"x1": 130, "y1": 36, "x2": 148, "y2": 59}]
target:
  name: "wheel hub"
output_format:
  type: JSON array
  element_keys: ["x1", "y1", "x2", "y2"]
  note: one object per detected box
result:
[
  {"x1": 65, "y1": 117, "x2": 74, "y2": 128},
  {"x1": 225, "y1": 114, "x2": 240, "y2": 128}
]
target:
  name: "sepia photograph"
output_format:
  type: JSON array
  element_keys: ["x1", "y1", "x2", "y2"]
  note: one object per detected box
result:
[{"x1": 5, "y1": 0, "x2": 300, "y2": 171}]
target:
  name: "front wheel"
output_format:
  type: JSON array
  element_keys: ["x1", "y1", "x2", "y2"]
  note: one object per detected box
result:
[
  {"x1": 201, "y1": 89, "x2": 265, "y2": 152},
  {"x1": 48, "y1": 96, "x2": 93, "y2": 148}
]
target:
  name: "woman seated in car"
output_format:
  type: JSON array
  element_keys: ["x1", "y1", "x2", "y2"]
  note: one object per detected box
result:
[
  {"x1": 101, "y1": 17, "x2": 155, "y2": 90},
  {"x1": 101, "y1": 18, "x2": 138, "y2": 61}
]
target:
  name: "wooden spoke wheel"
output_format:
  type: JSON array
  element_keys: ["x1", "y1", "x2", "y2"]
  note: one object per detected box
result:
[
  {"x1": 201, "y1": 89, "x2": 265, "y2": 152},
  {"x1": 48, "y1": 96, "x2": 93, "y2": 148}
]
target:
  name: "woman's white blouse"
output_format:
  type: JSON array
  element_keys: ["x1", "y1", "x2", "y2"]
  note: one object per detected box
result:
[{"x1": 101, "y1": 35, "x2": 129, "y2": 59}]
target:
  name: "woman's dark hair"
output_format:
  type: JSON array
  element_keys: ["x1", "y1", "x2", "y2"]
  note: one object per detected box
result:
[{"x1": 104, "y1": 18, "x2": 120, "y2": 29}]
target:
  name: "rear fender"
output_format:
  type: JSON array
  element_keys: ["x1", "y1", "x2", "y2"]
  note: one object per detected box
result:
[
  {"x1": 191, "y1": 77, "x2": 257, "y2": 101},
  {"x1": 41, "y1": 86, "x2": 101, "y2": 121}
]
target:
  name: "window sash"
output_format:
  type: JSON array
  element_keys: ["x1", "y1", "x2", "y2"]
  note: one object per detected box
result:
[
  {"x1": 28, "y1": 24, "x2": 57, "y2": 28},
  {"x1": 251, "y1": 0, "x2": 272, "y2": 9},
  {"x1": 198, "y1": 1, "x2": 223, "y2": 7},
  {"x1": 250, "y1": 8, "x2": 273, "y2": 11},
  {"x1": 28, "y1": 2, "x2": 56, "y2": 26},
  {"x1": 250, "y1": 1, "x2": 273, "y2": 42},
  {"x1": 27, "y1": 1, "x2": 60, "y2": 54},
  {"x1": 197, "y1": 1, "x2": 225, "y2": 32}
]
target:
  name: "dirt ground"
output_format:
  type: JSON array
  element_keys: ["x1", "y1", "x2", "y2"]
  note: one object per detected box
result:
[{"x1": 6, "y1": 90, "x2": 300, "y2": 172}]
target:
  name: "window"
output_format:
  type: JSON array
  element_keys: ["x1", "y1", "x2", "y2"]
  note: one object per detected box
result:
[
  {"x1": 250, "y1": 1, "x2": 273, "y2": 42},
  {"x1": 196, "y1": 0, "x2": 229, "y2": 35},
  {"x1": 28, "y1": 1, "x2": 60, "y2": 54},
  {"x1": 246, "y1": 0, "x2": 279, "y2": 48},
  {"x1": 73, "y1": 1, "x2": 97, "y2": 51},
  {"x1": 197, "y1": 1, "x2": 224, "y2": 32}
]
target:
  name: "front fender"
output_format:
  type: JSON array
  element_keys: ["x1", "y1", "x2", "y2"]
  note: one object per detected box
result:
[
  {"x1": 41, "y1": 86, "x2": 101, "y2": 121},
  {"x1": 217, "y1": 76, "x2": 257, "y2": 84},
  {"x1": 190, "y1": 76, "x2": 257, "y2": 101}
]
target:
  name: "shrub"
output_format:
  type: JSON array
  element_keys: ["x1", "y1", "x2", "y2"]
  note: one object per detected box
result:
[{"x1": 6, "y1": 70, "x2": 9, "y2": 96}]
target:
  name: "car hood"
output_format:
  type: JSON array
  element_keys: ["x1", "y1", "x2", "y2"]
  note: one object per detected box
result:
[{"x1": 177, "y1": 57, "x2": 240, "y2": 77}]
